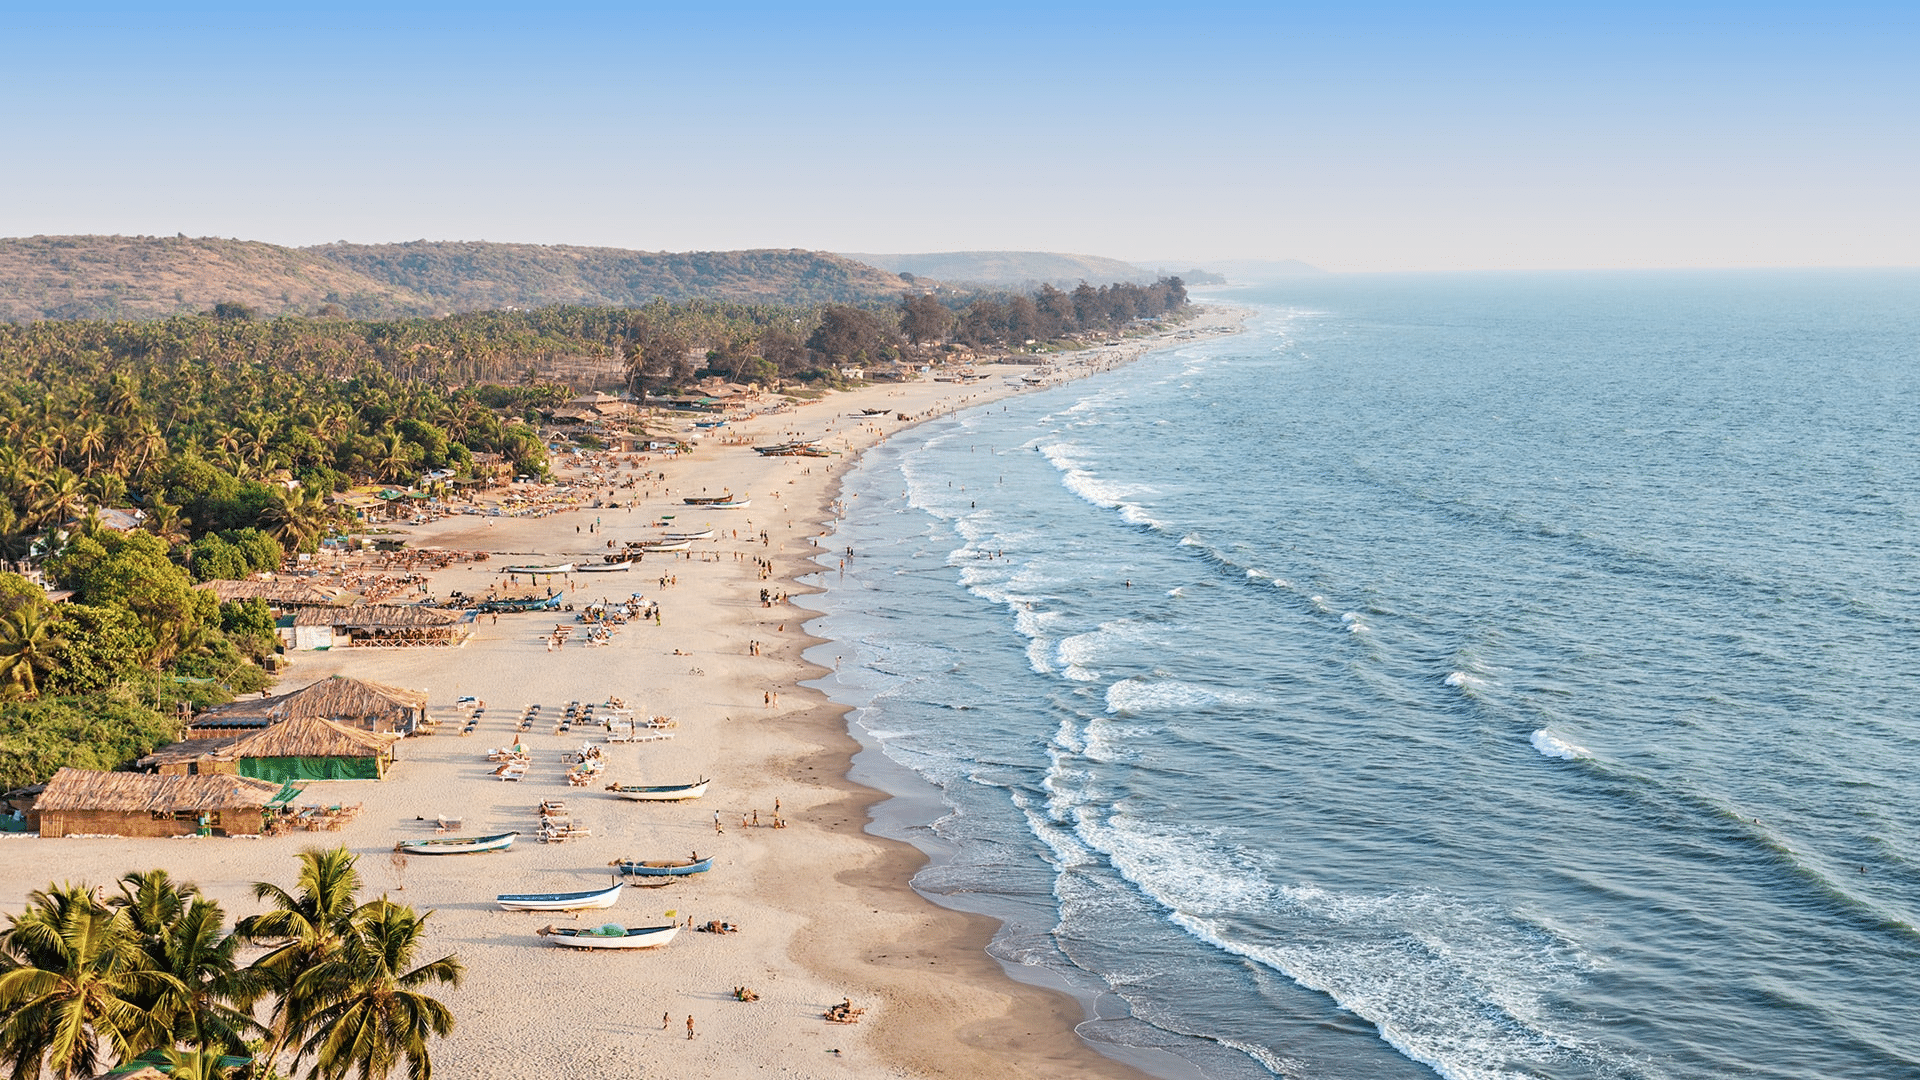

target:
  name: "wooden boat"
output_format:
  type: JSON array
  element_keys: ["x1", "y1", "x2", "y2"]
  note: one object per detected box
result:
[
  {"x1": 682, "y1": 493, "x2": 734, "y2": 505},
  {"x1": 395, "y1": 831, "x2": 519, "y2": 855},
  {"x1": 615, "y1": 854, "x2": 714, "y2": 878},
  {"x1": 635, "y1": 539, "x2": 690, "y2": 553},
  {"x1": 662, "y1": 528, "x2": 715, "y2": 541},
  {"x1": 503, "y1": 563, "x2": 575, "y2": 575},
  {"x1": 495, "y1": 882, "x2": 624, "y2": 911},
  {"x1": 477, "y1": 593, "x2": 563, "y2": 613},
  {"x1": 606, "y1": 778, "x2": 710, "y2": 802},
  {"x1": 537, "y1": 923, "x2": 678, "y2": 950},
  {"x1": 692, "y1": 419, "x2": 728, "y2": 428},
  {"x1": 706, "y1": 499, "x2": 749, "y2": 510},
  {"x1": 860, "y1": 408, "x2": 889, "y2": 416},
  {"x1": 574, "y1": 561, "x2": 632, "y2": 573}
]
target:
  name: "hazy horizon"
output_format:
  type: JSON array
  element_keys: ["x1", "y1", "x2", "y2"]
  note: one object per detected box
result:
[{"x1": 3, "y1": 2, "x2": 1914, "y2": 273}]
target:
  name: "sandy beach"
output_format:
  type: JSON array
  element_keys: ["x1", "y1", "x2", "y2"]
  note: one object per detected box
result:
[{"x1": 2, "y1": 307, "x2": 1244, "y2": 1079}]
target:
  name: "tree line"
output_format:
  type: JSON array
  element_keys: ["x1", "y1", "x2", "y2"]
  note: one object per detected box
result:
[{"x1": 0, "y1": 848, "x2": 459, "y2": 1080}]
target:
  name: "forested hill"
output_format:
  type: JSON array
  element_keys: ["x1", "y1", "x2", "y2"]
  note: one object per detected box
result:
[
  {"x1": 0, "y1": 235, "x2": 911, "y2": 322},
  {"x1": 843, "y1": 250, "x2": 1156, "y2": 288}
]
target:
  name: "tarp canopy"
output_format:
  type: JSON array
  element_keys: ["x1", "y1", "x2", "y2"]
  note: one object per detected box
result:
[
  {"x1": 238, "y1": 756, "x2": 381, "y2": 782},
  {"x1": 265, "y1": 780, "x2": 305, "y2": 808}
]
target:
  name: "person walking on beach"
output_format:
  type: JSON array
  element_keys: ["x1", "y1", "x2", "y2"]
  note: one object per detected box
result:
[
  {"x1": 686, "y1": 1015, "x2": 695, "y2": 1040},
  {"x1": 713, "y1": 809, "x2": 724, "y2": 833},
  {"x1": 663, "y1": 1011, "x2": 671, "y2": 1030}
]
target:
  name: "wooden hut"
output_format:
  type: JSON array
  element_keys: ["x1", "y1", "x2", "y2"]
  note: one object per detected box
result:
[
  {"x1": 139, "y1": 717, "x2": 399, "y2": 781},
  {"x1": 196, "y1": 578, "x2": 352, "y2": 612},
  {"x1": 288, "y1": 604, "x2": 469, "y2": 649},
  {"x1": 31, "y1": 768, "x2": 291, "y2": 838},
  {"x1": 189, "y1": 675, "x2": 429, "y2": 738}
]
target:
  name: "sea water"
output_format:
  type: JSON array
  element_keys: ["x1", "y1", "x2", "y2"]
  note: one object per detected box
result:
[{"x1": 804, "y1": 272, "x2": 1920, "y2": 1080}]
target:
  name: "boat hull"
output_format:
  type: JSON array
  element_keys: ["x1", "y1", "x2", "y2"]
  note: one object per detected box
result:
[
  {"x1": 617, "y1": 856, "x2": 714, "y2": 877},
  {"x1": 608, "y1": 779, "x2": 710, "y2": 802},
  {"x1": 541, "y1": 924, "x2": 679, "y2": 950},
  {"x1": 396, "y1": 831, "x2": 519, "y2": 855},
  {"x1": 496, "y1": 883, "x2": 624, "y2": 911},
  {"x1": 574, "y1": 563, "x2": 631, "y2": 573}
]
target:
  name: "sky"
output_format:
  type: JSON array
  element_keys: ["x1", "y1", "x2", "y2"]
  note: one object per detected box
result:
[{"x1": 2, "y1": 1, "x2": 1915, "y2": 271}]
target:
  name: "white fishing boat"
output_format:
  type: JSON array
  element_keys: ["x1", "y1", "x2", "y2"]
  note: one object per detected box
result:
[
  {"x1": 394, "y1": 831, "x2": 519, "y2": 855},
  {"x1": 503, "y1": 563, "x2": 575, "y2": 575},
  {"x1": 495, "y1": 883, "x2": 624, "y2": 911},
  {"x1": 662, "y1": 528, "x2": 715, "y2": 541},
  {"x1": 636, "y1": 540, "x2": 690, "y2": 552},
  {"x1": 575, "y1": 562, "x2": 632, "y2": 573},
  {"x1": 537, "y1": 923, "x2": 679, "y2": 950},
  {"x1": 606, "y1": 778, "x2": 710, "y2": 802},
  {"x1": 706, "y1": 499, "x2": 750, "y2": 509}
]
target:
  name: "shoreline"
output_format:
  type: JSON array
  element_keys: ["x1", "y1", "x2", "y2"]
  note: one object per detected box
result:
[{"x1": 1, "y1": 306, "x2": 1248, "y2": 1079}]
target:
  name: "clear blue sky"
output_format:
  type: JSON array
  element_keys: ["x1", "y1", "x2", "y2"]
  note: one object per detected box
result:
[{"x1": 2, "y1": 1, "x2": 1914, "y2": 270}]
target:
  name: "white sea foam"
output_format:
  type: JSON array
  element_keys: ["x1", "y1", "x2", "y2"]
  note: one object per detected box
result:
[
  {"x1": 1530, "y1": 729, "x2": 1590, "y2": 761},
  {"x1": 1105, "y1": 678, "x2": 1262, "y2": 715}
]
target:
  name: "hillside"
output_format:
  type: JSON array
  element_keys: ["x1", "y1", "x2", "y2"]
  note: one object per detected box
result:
[
  {"x1": 0, "y1": 236, "x2": 912, "y2": 322},
  {"x1": 0, "y1": 235, "x2": 426, "y2": 322},
  {"x1": 842, "y1": 250, "x2": 1156, "y2": 288},
  {"x1": 310, "y1": 241, "x2": 910, "y2": 310}
]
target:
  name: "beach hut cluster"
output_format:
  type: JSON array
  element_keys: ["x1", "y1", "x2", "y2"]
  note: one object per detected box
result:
[
  {"x1": 138, "y1": 715, "x2": 400, "y2": 782},
  {"x1": 187, "y1": 674, "x2": 429, "y2": 738}
]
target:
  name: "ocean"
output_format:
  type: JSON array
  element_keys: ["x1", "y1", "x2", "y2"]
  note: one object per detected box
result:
[{"x1": 804, "y1": 271, "x2": 1920, "y2": 1080}]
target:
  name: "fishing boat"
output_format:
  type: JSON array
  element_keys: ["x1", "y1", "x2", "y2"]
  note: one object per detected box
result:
[
  {"x1": 537, "y1": 923, "x2": 678, "y2": 950},
  {"x1": 503, "y1": 563, "x2": 575, "y2": 576},
  {"x1": 692, "y1": 419, "x2": 728, "y2": 428},
  {"x1": 614, "y1": 854, "x2": 714, "y2": 878},
  {"x1": 860, "y1": 408, "x2": 889, "y2": 416},
  {"x1": 495, "y1": 882, "x2": 624, "y2": 911},
  {"x1": 682, "y1": 493, "x2": 734, "y2": 505},
  {"x1": 394, "y1": 831, "x2": 519, "y2": 855},
  {"x1": 635, "y1": 539, "x2": 690, "y2": 553},
  {"x1": 706, "y1": 499, "x2": 750, "y2": 509},
  {"x1": 477, "y1": 593, "x2": 563, "y2": 613},
  {"x1": 574, "y1": 561, "x2": 632, "y2": 573},
  {"x1": 662, "y1": 528, "x2": 715, "y2": 541},
  {"x1": 606, "y1": 778, "x2": 710, "y2": 802}
]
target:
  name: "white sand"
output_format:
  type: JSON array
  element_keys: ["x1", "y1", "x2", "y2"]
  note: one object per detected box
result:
[{"x1": 1, "y1": 309, "x2": 1247, "y2": 1079}]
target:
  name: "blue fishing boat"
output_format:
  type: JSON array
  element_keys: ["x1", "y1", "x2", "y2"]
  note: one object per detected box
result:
[
  {"x1": 495, "y1": 882, "x2": 624, "y2": 911},
  {"x1": 614, "y1": 854, "x2": 714, "y2": 879}
]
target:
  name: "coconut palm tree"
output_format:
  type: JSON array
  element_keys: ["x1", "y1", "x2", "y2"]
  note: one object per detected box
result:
[
  {"x1": 31, "y1": 469, "x2": 87, "y2": 530},
  {"x1": 0, "y1": 884, "x2": 181, "y2": 1080},
  {"x1": 239, "y1": 848, "x2": 364, "y2": 1073},
  {"x1": 111, "y1": 874, "x2": 259, "y2": 1063},
  {"x1": 290, "y1": 900, "x2": 460, "y2": 1080},
  {"x1": 0, "y1": 604, "x2": 63, "y2": 699}
]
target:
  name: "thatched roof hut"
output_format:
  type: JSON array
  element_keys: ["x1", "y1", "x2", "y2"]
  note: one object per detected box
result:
[
  {"x1": 287, "y1": 604, "x2": 470, "y2": 649},
  {"x1": 32, "y1": 768, "x2": 292, "y2": 838},
  {"x1": 197, "y1": 579, "x2": 352, "y2": 609},
  {"x1": 140, "y1": 717, "x2": 400, "y2": 781},
  {"x1": 190, "y1": 675, "x2": 429, "y2": 737}
]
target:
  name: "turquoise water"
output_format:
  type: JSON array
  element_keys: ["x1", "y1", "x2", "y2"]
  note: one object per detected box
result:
[{"x1": 808, "y1": 272, "x2": 1920, "y2": 1080}]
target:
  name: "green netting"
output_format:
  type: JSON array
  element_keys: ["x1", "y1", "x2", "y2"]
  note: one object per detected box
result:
[{"x1": 238, "y1": 756, "x2": 380, "y2": 782}]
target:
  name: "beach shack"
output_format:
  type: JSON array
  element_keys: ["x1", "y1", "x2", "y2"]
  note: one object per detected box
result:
[
  {"x1": 188, "y1": 674, "x2": 430, "y2": 738},
  {"x1": 139, "y1": 715, "x2": 400, "y2": 781},
  {"x1": 30, "y1": 768, "x2": 292, "y2": 838},
  {"x1": 286, "y1": 603, "x2": 469, "y2": 649}
]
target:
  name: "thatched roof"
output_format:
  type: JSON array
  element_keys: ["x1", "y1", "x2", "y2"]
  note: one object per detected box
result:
[
  {"x1": 33, "y1": 768, "x2": 284, "y2": 813},
  {"x1": 291, "y1": 605, "x2": 464, "y2": 629},
  {"x1": 135, "y1": 735, "x2": 245, "y2": 770},
  {"x1": 197, "y1": 579, "x2": 351, "y2": 607},
  {"x1": 227, "y1": 716, "x2": 398, "y2": 759},
  {"x1": 195, "y1": 675, "x2": 428, "y2": 726}
]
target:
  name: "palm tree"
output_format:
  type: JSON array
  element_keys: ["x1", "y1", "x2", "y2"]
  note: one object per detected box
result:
[
  {"x1": 239, "y1": 848, "x2": 364, "y2": 1073},
  {"x1": 290, "y1": 900, "x2": 461, "y2": 1080},
  {"x1": 0, "y1": 604, "x2": 63, "y2": 699},
  {"x1": 31, "y1": 469, "x2": 87, "y2": 530},
  {"x1": 111, "y1": 874, "x2": 259, "y2": 1063},
  {"x1": 143, "y1": 499, "x2": 192, "y2": 549},
  {"x1": 0, "y1": 884, "x2": 181, "y2": 1079}
]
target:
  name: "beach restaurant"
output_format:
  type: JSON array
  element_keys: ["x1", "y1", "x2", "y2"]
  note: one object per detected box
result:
[
  {"x1": 31, "y1": 768, "x2": 296, "y2": 838},
  {"x1": 188, "y1": 674, "x2": 429, "y2": 738},
  {"x1": 285, "y1": 603, "x2": 470, "y2": 650},
  {"x1": 138, "y1": 715, "x2": 401, "y2": 782}
]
